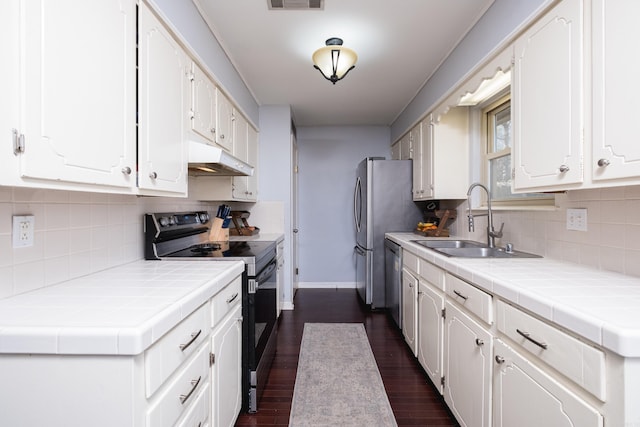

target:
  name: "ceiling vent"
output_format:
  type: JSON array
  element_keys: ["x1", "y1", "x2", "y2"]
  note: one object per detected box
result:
[{"x1": 268, "y1": 0, "x2": 323, "y2": 10}]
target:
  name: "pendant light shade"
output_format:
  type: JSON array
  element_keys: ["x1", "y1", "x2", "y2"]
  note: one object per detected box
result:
[{"x1": 312, "y1": 37, "x2": 357, "y2": 84}]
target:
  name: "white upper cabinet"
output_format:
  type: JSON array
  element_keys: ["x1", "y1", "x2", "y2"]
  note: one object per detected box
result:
[
  {"x1": 138, "y1": 2, "x2": 189, "y2": 196},
  {"x1": 3, "y1": 0, "x2": 136, "y2": 191},
  {"x1": 190, "y1": 62, "x2": 217, "y2": 145},
  {"x1": 591, "y1": 0, "x2": 640, "y2": 183},
  {"x1": 412, "y1": 108, "x2": 469, "y2": 201},
  {"x1": 512, "y1": 0, "x2": 584, "y2": 191},
  {"x1": 216, "y1": 90, "x2": 235, "y2": 152}
]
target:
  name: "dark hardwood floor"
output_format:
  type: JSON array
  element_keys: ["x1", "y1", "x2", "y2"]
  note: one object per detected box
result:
[{"x1": 235, "y1": 288, "x2": 459, "y2": 426}]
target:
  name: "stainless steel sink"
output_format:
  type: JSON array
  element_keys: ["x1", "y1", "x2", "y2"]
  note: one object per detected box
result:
[
  {"x1": 413, "y1": 240, "x2": 487, "y2": 249},
  {"x1": 412, "y1": 240, "x2": 541, "y2": 258}
]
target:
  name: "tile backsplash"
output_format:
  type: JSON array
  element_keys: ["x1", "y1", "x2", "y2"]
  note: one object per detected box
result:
[
  {"x1": 0, "y1": 186, "x2": 213, "y2": 299},
  {"x1": 455, "y1": 185, "x2": 640, "y2": 278}
]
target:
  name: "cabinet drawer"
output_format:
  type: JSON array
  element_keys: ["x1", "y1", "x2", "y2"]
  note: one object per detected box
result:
[
  {"x1": 445, "y1": 273, "x2": 492, "y2": 325},
  {"x1": 175, "y1": 381, "x2": 210, "y2": 427},
  {"x1": 146, "y1": 303, "x2": 210, "y2": 397},
  {"x1": 147, "y1": 341, "x2": 210, "y2": 427},
  {"x1": 403, "y1": 250, "x2": 419, "y2": 274},
  {"x1": 212, "y1": 275, "x2": 242, "y2": 327},
  {"x1": 497, "y1": 300, "x2": 606, "y2": 401},
  {"x1": 418, "y1": 259, "x2": 444, "y2": 291}
]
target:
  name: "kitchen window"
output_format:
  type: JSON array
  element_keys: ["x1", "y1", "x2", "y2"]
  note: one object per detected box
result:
[{"x1": 482, "y1": 96, "x2": 552, "y2": 207}]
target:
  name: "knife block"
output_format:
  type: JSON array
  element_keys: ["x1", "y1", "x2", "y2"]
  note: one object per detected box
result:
[{"x1": 209, "y1": 217, "x2": 229, "y2": 242}]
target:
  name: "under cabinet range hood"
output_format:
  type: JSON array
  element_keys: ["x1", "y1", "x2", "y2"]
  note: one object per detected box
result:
[{"x1": 188, "y1": 141, "x2": 254, "y2": 176}]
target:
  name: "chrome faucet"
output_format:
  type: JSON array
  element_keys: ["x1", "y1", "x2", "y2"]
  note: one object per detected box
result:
[{"x1": 466, "y1": 183, "x2": 504, "y2": 248}]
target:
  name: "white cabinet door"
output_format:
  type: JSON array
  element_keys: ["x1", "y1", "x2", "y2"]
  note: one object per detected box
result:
[
  {"x1": 216, "y1": 90, "x2": 234, "y2": 152},
  {"x1": 399, "y1": 133, "x2": 412, "y2": 160},
  {"x1": 591, "y1": 0, "x2": 640, "y2": 182},
  {"x1": 417, "y1": 280, "x2": 444, "y2": 394},
  {"x1": 138, "y1": 3, "x2": 188, "y2": 196},
  {"x1": 512, "y1": 0, "x2": 584, "y2": 191},
  {"x1": 211, "y1": 304, "x2": 243, "y2": 427},
  {"x1": 11, "y1": 0, "x2": 136, "y2": 190},
  {"x1": 191, "y1": 62, "x2": 217, "y2": 145},
  {"x1": 443, "y1": 301, "x2": 492, "y2": 427},
  {"x1": 493, "y1": 339, "x2": 603, "y2": 427},
  {"x1": 413, "y1": 117, "x2": 434, "y2": 200},
  {"x1": 402, "y1": 269, "x2": 418, "y2": 356},
  {"x1": 413, "y1": 109, "x2": 469, "y2": 201}
]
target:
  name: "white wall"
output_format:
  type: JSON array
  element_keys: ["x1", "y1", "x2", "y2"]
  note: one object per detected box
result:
[
  {"x1": 0, "y1": 187, "x2": 213, "y2": 299},
  {"x1": 296, "y1": 126, "x2": 391, "y2": 287},
  {"x1": 456, "y1": 187, "x2": 640, "y2": 278}
]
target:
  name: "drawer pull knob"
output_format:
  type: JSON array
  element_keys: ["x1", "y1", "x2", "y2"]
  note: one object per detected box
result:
[
  {"x1": 495, "y1": 355, "x2": 505, "y2": 364},
  {"x1": 516, "y1": 328, "x2": 548, "y2": 350},
  {"x1": 179, "y1": 376, "x2": 201, "y2": 405},
  {"x1": 453, "y1": 290, "x2": 468, "y2": 300},
  {"x1": 179, "y1": 329, "x2": 202, "y2": 352},
  {"x1": 559, "y1": 164, "x2": 570, "y2": 173},
  {"x1": 475, "y1": 338, "x2": 484, "y2": 346},
  {"x1": 226, "y1": 292, "x2": 239, "y2": 304},
  {"x1": 597, "y1": 158, "x2": 610, "y2": 167}
]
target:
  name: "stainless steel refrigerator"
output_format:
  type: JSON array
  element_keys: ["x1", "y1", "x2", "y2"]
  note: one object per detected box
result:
[{"x1": 354, "y1": 157, "x2": 423, "y2": 308}]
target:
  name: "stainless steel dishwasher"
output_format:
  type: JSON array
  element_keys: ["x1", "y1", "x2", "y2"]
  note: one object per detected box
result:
[{"x1": 384, "y1": 238, "x2": 402, "y2": 329}]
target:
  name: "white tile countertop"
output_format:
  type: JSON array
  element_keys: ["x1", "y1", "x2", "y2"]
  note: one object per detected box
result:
[
  {"x1": 387, "y1": 232, "x2": 640, "y2": 358},
  {"x1": 0, "y1": 260, "x2": 244, "y2": 356}
]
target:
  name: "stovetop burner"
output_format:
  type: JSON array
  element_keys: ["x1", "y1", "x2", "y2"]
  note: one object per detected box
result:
[{"x1": 190, "y1": 243, "x2": 222, "y2": 253}]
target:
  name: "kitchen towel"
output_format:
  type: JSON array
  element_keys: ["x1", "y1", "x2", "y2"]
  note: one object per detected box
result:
[{"x1": 289, "y1": 323, "x2": 397, "y2": 427}]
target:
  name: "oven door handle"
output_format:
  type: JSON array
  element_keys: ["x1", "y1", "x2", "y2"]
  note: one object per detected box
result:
[{"x1": 255, "y1": 259, "x2": 278, "y2": 286}]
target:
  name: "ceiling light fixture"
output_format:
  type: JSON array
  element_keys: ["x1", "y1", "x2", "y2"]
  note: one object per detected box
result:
[{"x1": 312, "y1": 37, "x2": 357, "y2": 84}]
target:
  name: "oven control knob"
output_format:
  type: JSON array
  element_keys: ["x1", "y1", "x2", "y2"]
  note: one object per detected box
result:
[
  {"x1": 199, "y1": 212, "x2": 209, "y2": 223},
  {"x1": 169, "y1": 216, "x2": 177, "y2": 225},
  {"x1": 159, "y1": 217, "x2": 169, "y2": 227}
]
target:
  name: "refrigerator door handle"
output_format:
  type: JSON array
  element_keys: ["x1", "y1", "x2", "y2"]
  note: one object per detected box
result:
[{"x1": 354, "y1": 176, "x2": 362, "y2": 232}]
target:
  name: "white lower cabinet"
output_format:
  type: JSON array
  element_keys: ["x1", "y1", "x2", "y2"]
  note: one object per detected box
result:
[
  {"x1": 443, "y1": 301, "x2": 493, "y2": 427},
  {"x1": 211, "y1": 303, "x2": 243, "y2": 427},
  {"x1": 493, "y1": 339, "x2": 603, "y2": 427},
  {"x1": 402, "y1": 268, "x2": 418, "y2": 356},
  {"x1": 417, "y1": 280, "x2": 444, "y2": 394}
]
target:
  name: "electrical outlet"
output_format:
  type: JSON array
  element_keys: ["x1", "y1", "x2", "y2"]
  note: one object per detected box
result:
[
  {"x1": 566, "y1": 208, "x2": 587, "y2": 232},
  {"x1": 12, "y1": 215, "x2": 35, "y2": 248}
]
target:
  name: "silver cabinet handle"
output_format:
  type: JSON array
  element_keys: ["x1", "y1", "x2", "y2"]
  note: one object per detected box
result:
[
  {"x1": 149, "y1": 171, "x2": 158, "y2": 179},
  {"x1": 453, "y1": 290, "x2": 468, "y2": 300},
  {"x1": 210, "y1": 128, "x2": 215, "y2": 134},
  {"x1": 179, "y1": 376, "x2": 201, "y2": 405},
  {"x1": 179, "y1": 330, "x2": 202, "y2": 352},
  {"x1": 516, "y1": 328, "x2": 548, "y2": 350},
  {"x1": 495, "y1": 355, "x2": 505, "y2": 364},
  {"x1": 559, "y1": 165, "x2": 570, "y2": 173},
  {"x1": 220, "y1": 134, "x2": 225, "y2": 140},
  {"x1": 597, "y1": 158, "x2": 610, "y2": 167},
  {"x1": 226, "y1": 292, "x2": 239, "y2": 304},
  {"x1": 121, "y1": 166, "x2": 132, "y2": 175},
  {"x1": 475, "y1": 338, "x2": 484, "y2": 346}
]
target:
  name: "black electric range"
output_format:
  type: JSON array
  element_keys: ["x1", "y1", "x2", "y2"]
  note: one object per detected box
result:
[{"x1": 143, "y1": 211, "x2": 278, "y2": 414}]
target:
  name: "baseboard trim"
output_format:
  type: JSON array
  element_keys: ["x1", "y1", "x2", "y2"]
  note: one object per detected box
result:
[
  {"x1": 297, "y1": 282, "x2": 356, "y2": 289},
  {"x1": 281, "y1": 301, "x2": 295, "y2": 310}
]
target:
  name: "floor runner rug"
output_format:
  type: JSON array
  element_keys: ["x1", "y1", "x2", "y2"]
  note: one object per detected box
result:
[{"x1": 289, "y1": 323, "x2": 398, "y2": 427}]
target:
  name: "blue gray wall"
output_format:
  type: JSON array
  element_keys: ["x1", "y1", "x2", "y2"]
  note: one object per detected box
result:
[{"x1": 296, "y1": 126, "x2": 390, "y2": 285}]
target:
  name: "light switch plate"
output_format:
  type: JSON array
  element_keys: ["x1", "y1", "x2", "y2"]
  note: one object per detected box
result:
[
  {"x1": 566, "y1": 208, "x2": 587, "y2": 231},
  {"x1": 12, "y1": 215, "x2": 35, "y2": 248}
]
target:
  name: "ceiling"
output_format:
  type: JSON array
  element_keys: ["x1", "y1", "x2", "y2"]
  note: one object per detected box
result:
[{"x1": 194, "y1": 0, "x2": 495, "y2": 127}]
